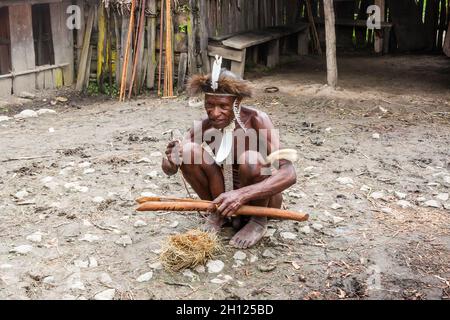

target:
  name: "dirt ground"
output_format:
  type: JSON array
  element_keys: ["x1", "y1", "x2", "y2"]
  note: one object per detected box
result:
[{"x1": 0, "y1": 53, "x2": 449, "y2": 300}]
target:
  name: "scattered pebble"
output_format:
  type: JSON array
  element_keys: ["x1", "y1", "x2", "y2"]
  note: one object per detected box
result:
[
  {"x1": 264, "y1": 228, "x2": 277, "y2": 237},
  {"x1": 0, "y1": 116, "x2": 11, "y2": 122},
  {"x1": 88, "y1": 257, "x2": 98, "y2": 268},
  {"x1": 14, "y1": 190, "x2": 29, "y2": 200},
  {"x1": 332, "y1": 216, "x2": 344, "y2": 224},
  {"x1": 14, "y1": 110, "x2": 38, "y2": 119},
  {"x1": 9, "y1": 245, "x2": 33, "y2": 255},
  {"x1": 74, "y1": 259, "x2": 89, "y2": 268},
  {"x1": 280, "y1": 231, "x2": 297, "y2": 240},
  {"x1": 36, "y1": 109, "x2": 56, "y2": 115},
  {"x1": 336, "y1": 177, "x2": 354, "y2": 185},
  {"x1": 233, "y1": 251, "x2": 247, "y2": 260},
  {"x1": 151, "y1": 151, "x2": 162, "y2": 157},
  {"x1": 137, "y1": 158, "x2": 152, "y2": 163},
  {"x1": 249, "y1": 254, "x2": 258, "y2": 263},
  {"x1": 207, "y1": 260, "x2": 224, "y2": 273},
  {"x1": 149, "y1": 262, "x2": 163, "y2": 270},
  {"x1": 83, "y1": 168, "x2": 95, "y2": 175},
  {"x1": 147, "y1": 171, "x2": 159, "y2": 178},
  {"x1": 134, "y1": 220, "x2": 148, "y2": 228},
  {"x1": 300, "y1": 226, "x2": 311, "y2": 234},
  {"x1": 262, "y1": 249, "x2": 276, "y2": 259},
  {"x1": 330, "y1": 203, "x2": 343, "y2": 210},
  {"x1": 372, "y1": 133, "x2": 380, "y2": 139},
  {"x1": 370, "y1": 191, "x2": 385, "y2": 200},
  {"x1": 79, "y1": 234, "x2": 101, "y2": 242},
  {"x1": 115, "y1": 235, "x2": 133, "y2": 247},
  {"x1": 26, "y1": 232, "x2": 43, "y2": 243},
  {"x1": 194, "y1": 265, "x2": 206, "y2": 273},
  {"x1": 169, "y1": 221, "x2": 179, "y2": 228},
  {"x1": 311, "y1": 223, "x2": 323, "y2": 231},
  {"x1": 94, "y1": 289, "x2": 116, "y2": 300},
  {"x1": 78, "y1": 162, "x2": 92, "y2": 168},
  {"x1": 42, "y1": 276, "x2": 55, "y2": 285},
  {"x1": 394, "y1": 192, "x2": 407, "y2": 200},
  {"x1": 258, "y1": 265, "x2": 276, "y2": 272},
  {"x1": 381, "y1": 207, "x2": 393, "y2": 214},
  {"x1": 435, "y1": 193, "x2": 449, "y2": 202},
  {"x1": 360, "y1": 185, "x2": 371, "y2": 192},
  {"x1": 396, "y1": 200, "x2": 412, "y2": 208},
  {"x1": 136, "y1": 272, "x2": 153, "y2": 282},
  {"x1": 423, "y1": 200, "x2": 441, "y2": 208},
  {"x1": 98, "y1": 273, "x2": 113, "y2": 285},
  {"x1": 141, "y1": 192, "x2": 157, "y2": 198}
]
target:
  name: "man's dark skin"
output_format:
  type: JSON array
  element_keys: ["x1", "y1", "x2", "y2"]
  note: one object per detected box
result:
[{"x1": 162, "y1": 94, "x2": 297, "y2": 249}]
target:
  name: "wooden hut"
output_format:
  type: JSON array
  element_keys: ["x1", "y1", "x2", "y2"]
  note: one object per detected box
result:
[{"x1": 0, "y1": 0, "x2": 76, "y2": 97}]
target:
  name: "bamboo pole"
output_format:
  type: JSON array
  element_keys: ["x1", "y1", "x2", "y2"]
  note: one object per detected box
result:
[
  {"x1": 128, "y1": 0, "x2": 146, "y2": 98},
  {"x1": 119, "y1": 0, "x2": 136, "y2": 101},
  {"x1": 158, "y1": 0, "x2": 165, "y2": 95}
]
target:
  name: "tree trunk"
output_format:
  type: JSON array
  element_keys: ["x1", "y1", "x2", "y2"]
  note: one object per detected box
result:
[{"x1": 324, "y1": 0, "x2": 337, "y2": 88}]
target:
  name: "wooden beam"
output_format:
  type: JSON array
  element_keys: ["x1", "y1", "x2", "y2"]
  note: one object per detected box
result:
[
  {"x1": 50, "y1": 0, "x2": 74, "y2": 86},
  {"x1": 9, "y1": 4, "x2": 36, "y2": 94},
  {"x1": 374, "y1": 0, "x2": 385, "y2": 53},
  {"x1": 323, "y1": 0, "x2": 337, "y2": 88}
]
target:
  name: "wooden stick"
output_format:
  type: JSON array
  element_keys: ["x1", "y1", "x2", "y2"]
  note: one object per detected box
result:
[
  {"x1": 157, "y1": 0, "x2": 165, "y2": 95},
  {"x1": 119, "y1": 0, "x2": 136, "y2": 101},
  {"x1": 305, "y1": 0, "x2": 322, "y2": 55},
  {"x1": 136, "y1": 199, "x2": 309, "y2": 223},
  {"x1": 128, "y1": 0, "x2": 146, "y2": 98}
]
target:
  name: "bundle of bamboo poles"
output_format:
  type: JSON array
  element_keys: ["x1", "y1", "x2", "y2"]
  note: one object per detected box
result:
[
  {"x1": 136, "y1": 196, "x2": 310, "y2": 222},
  {"x1": 163, "y1": 0, "x2": 174, "y2": 98}
]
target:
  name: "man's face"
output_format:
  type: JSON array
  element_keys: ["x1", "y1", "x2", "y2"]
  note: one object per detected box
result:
[{"x1": 204, "y1": 94, "x2": 236, "y2": 129}]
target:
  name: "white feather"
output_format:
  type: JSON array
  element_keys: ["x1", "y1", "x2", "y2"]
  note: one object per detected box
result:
[
  {"x1": 265, "y1": 149, "x2": 298, "y2": 165},
  {"x1": 211, "y1": 55, "x2": 222, "y2": 91}
]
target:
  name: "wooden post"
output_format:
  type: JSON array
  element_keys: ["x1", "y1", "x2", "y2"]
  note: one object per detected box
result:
[
  {"x1": 187, "y1": 0, "x2": 197, "y2": 75},
  {"x1": 444, "y1": 19, "x2": 450, "y2": 57},
  {"x1": 374, "y1": 0, "x2": 385, "y2": 53},
  {"x1": 146, "y1": 0, "x2": 157, "y2": 89},
  {"x1": 199, "y1": 0, "x2": 210, "y2": 74},
  {"x1": 323, "y1": 0, "x2": 337, "y2": 89},
  {"x1": 9, "y1": 4, "x2": 36, "y2": 95},
  {"x1": 75, "y1": 6, "x2": 94, "y2": 91}
]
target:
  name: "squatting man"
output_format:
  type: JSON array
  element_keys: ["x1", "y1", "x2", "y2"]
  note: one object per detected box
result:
[{"x1": 161, "y1": 56, "x2": 297, "y2": 249}]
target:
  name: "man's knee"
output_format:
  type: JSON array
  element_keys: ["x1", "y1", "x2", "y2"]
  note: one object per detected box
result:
[{"x1": 238, "y1": 150, "x2": 266, "y2": 184}]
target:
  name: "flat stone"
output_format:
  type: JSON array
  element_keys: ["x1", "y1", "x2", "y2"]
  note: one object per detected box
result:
[
  {"x1": 169, "y1": 221, "x2": 179, "y2": 228},
  {"x1": 370, "y1": 191, "x2": 385, "y2": 199},
  {"x1": 134, "y1": 220, "x2": 147, "y2": 228},
  {"x1": 249, "y1": 254, "x2": 258, "y2": 263},
  {"x1": 9, "y1": 245, "x2": 33, "y2": 254},
  {"x1": 83, "y1": 168, "x2": 95, "y2": 175},
  {"x1": 381, "y1": 207, "x2": 393, "y2": 214},
  {"x1": 360, "y1": 185, "x2": 371, "y2": 192},
  {"x1": 311, "y1": 223, "x2": 323, "y2": 231},
  {"x1": 423, "y1": 200, "x2": 441, "y2": 208},
  {"x1": 98, "y1": 273, "x2": 113, "y2": 285},
  {"x1": 88, "y1": 257, "x2": 98, "y2": 267},
  {"x1": 372, "y1": 133, "x2": 380, "y2": 139},
  {"x1": 141, "y1": 192, "x2": 157, "y2": 198},
  {"x1": 79, "y1": 234, "x2": 101, "y2": 242},
  {"x1": 36, "y1": 109, "x2": 56, "y2": 115},
  {"x1": 330, "y1": 203, "x2": 343, "y2": 210},
  {"x1": 40, "y1": 176, "x2": 54, "y2": 184},
  {"x1": 92, "y1": 196, "x2": 105, "y2": 203},
  {"x1": 443, "y1": 176, "x2": 450, "y2": 184},
  {"x1": 78, "y1": 162, "x2": 91, "y2": 168},
  {"x1": 435, "y1": 193, "x2": 449, "y2": 202},
  {"x1": 59, "y1": 167, "x2": 73, "y2": 175},
  {"x1": 233, "y1": 251, "x2": 247, "y2": 260},
  {"x1": 149, "y1": 262, "x2": 163, "y2": 270},
  {"x1": 397, "y1": 200, "x2": 412, "y2": 208},
  {"x1": 44, "y1": 181, "x2": 59, "y2": 190},
  {"x1": 332, "y1": 216, "x2": 344, "y2": 224},
  {"x1": 194, "y1": 265, "x2": 206, "y2": 273},
  {"x1": 264, "y1": 228, "x2": 277, "y2": 237},
  {"x1": 443, "y1": 203, "x2": 450, "y2": 210},
  {"x1": 395, "y1": 192, "x2": 407, "y2": 200},
  {"x1": 150, "y1": 151, "x2": 162, "y2": 157},
  {"x1": 48, "y1": 127, "x2": 55, "y2": 133},
  {"x1": 182, "y1": 270, "x2": 198, "y2": 281},
  {"x1": 42, "y1": 276, "x2": 55, "y2": 285},
  {"x1": 416, "y1": 197, "x2": 427, "y2": 202},
  {"x1": 15, "y1": 190, "x2": 29, "y2": 200},
  {"x1": 300, "y1": 226, "x2": 311, "y2": 234},
  {"x1": 257, "y1": 265, "x2": 276, "y2": 272},
  {"x1": 207, "y1": 260, "x2": 224, "y2": 273},
  {"x1": 280, "y1": 231, "x2": 297, "y2": 240},
  {"x1": 14, "y1": 110, "x2": 38, "y2": 119},
  {"x1": 136, "y1": 271, "x2": 153, "y2": 282},
  {"x1": 210, "y1": 274, "x2": 233, "y2": 284},
  {"x1": 74, "y1": 259, "x2": 89, "y2": 268},
  {"x1": 147, "y1": 171, "x2": 159, "y2": 178},
  {"x1": 0, "y1": 116, "x2": 11, "y2": 122},
  {"x1": 262, "y1": 249, "x2": 276, "y2": 259},
  {"x1": 336, "y1": 177, "x2": 354, "y2": 185},
  {"x1": 137, "y1": 158, "x2": 151, "y2": 163},
  {"x1": 288, "y1": 191, "x2": 306, "y2": 199},
  {"x1": 115, "y1": 235, "x2": 132, "y2": 247},
  {"x1": 26, "y1": 232, "x2": 43, "y2": 243},
  {"x1": 94, "y1": 289, "x2": 116, "y2": 300}
]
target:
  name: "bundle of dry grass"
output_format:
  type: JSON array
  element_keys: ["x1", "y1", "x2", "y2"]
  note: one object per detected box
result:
[{"x1": 160, "y1": 229, "x2": 222, "y2": 272}]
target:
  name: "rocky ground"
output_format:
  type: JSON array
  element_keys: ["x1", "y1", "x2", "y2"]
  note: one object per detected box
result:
[{"x1": 0, "y1": 53, "x2": 449, "y2": 300}]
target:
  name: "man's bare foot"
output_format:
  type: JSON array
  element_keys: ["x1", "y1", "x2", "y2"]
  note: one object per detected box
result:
[
  {"x1": 229, "y1": 217, "x2": 267, "y2": 249},
  {"x1": 200, "y1": 212, "x2": 226, "y2": 233}
]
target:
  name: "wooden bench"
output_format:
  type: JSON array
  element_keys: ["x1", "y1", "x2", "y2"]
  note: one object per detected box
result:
[
  {"x1": 313, "y1": 18, "x2": 393, "y2": 54},
  {"x1": 208, "y1": 23, "x2": 309, "y2": 78}
]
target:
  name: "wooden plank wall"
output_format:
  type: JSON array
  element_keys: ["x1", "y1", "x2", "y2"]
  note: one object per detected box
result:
[
  {"x1": 8, "y1": 4, "x2": 36, "y2": 95},
  {"x1": 207, "y1": 0, "x2": 300, "y2": 38}
]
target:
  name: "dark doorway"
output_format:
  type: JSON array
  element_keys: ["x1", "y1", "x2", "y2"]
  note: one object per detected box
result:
[
  {"x1": 0, "y1": 7, "x2": 11, "y2": 75},
  {"x1": 32, "y1": 3, "x2": 55, "y2": 66}
]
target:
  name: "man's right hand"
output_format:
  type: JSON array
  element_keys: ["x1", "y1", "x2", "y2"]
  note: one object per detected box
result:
[{"x1": 162, "y1": 140, "x2": 182, "y2": 175}]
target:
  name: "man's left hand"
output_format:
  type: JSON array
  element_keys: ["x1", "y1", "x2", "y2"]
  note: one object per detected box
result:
[{"x1": 208, "y1": 190, "x2": 246, "y2": 218}]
